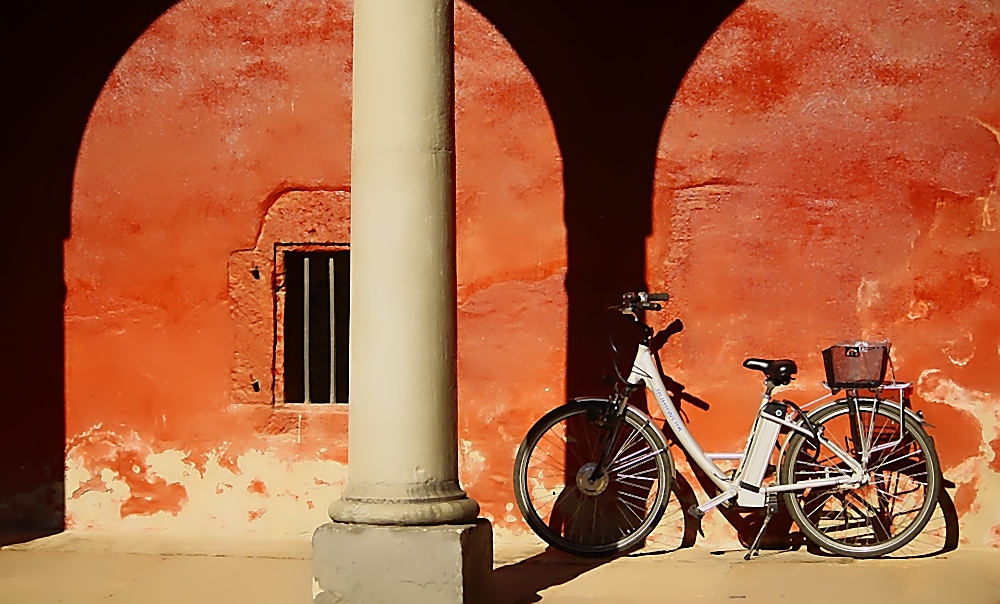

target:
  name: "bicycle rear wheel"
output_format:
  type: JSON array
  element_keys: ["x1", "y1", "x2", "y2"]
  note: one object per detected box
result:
[
  {"x1": 513, "y1": 401, "x2": 672, "y2": 557},
  {"x1": 779, "y1": 400, "x2": 941, "y2": 558}
]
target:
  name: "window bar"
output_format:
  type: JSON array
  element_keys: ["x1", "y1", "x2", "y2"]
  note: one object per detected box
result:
[
  {"x1": 329, "y1": 257, "x2": 336, "y2": 404},
  {"x1": 303, "y1": 255, "x2": 311, "y2": 404}
]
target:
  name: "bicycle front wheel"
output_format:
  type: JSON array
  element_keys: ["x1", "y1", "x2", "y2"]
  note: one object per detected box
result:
[
  {"x1": 779, "y1": 400, "x2": 941, "y2": 558},
  {"x1": 513, "y1": 401, "x2": 672, "y2": 557}
]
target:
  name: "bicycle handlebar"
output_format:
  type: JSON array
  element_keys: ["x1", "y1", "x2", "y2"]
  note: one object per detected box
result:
[
  {"x1": 614, "y1": 291, "x2": 670, "y2": 314},
  {"x1": 605, "y1": 291, "x2": 671, "y2": 384}
]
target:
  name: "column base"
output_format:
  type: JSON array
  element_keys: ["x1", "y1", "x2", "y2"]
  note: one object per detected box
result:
[
  {"x1": 329, "y1": 492, "x2": 480, "y2": 525},
  {"x1": 312, "y1": 518, "x2": 493, "y2": 604}
]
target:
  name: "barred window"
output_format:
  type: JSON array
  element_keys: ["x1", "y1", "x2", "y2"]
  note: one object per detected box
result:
[{"x1": 280, "y1": 248, "x2": 350, "y2": 404}]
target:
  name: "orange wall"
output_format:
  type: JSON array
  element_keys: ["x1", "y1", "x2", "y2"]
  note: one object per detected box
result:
[
  {"x1": 66, "y1": 0, "x2": 563, "y2": 533},
  {"x1": 651, "y1": 1, "x2": 1000, "y2": 545},
  {"x1": 65, "y1": 0, "x2": 1000, "y2": 545}
]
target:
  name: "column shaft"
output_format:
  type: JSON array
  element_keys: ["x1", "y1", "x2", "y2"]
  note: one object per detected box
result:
[{"x1": 329, "y1": 0, "x2": 478, "y2": 526}]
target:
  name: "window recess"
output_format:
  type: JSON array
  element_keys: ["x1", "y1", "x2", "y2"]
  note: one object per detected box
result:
[{"x1": 279, "y1": 247, "x2": 350, "y2": 404}]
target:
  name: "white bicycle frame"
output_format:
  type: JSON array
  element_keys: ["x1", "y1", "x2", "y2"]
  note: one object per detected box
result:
[{"x1": 626, "y1": 344, "x2": 867, "y2": 512}]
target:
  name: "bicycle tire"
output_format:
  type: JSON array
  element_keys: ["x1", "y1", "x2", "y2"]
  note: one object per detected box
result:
[
  {"x1": 779, "y1": 399, "x2": 941, "y2": 558},
  {"x1": 513, "y1": 400, "x2": 673, "y2": 557}
]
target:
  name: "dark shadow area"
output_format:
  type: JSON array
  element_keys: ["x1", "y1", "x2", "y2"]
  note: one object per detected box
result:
[
  {"x1": 649, "y1": 319, "x2": 712, "y2": 413},
  {"x1": 469, "y1": 1, "x2": 963, "y2": 572},
  {"x1": 685, "y1": 450, "x2": 806, "y2": 551},
  {"x1": 0, "y1": 528, "x2": 62, "y2": 549},
  {"x1": 470, "y1": 5, "x2": 744, "y2": 587},
  {"x1": 492, "y1": 548, "x2": 607, "y2": 604},
  {"x1": 648, "y1": 367, "x2": 805, "y2": 551},
  {"x1": 650, "y1": 321, "x2": 805, "y2": 551},
  {"x1": 625, "y1": 471, "x2": 702, "y2": 557},
  {"x1": 666, "y1": 471, "x2": 702, "y2": 550},
  {"x1": 885, "y1": 484, "x2": 960, "y2": 559},
  {"x1": 282, "y1": 250, "x2": 351, "y2": 404},
  {"x1": 797, "y1": 482, "x2": 960, "y2": 560},
  {"x1": 466, "y1": 0, "x2": 744, "y2": 397},
  {"x1": 0, "y1": 1, "x2": 178, "y2": 533}
]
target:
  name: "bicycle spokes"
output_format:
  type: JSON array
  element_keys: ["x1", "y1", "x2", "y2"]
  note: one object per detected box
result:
[
  {"x1": 784, "y1": 404, "x2": 938, "y2": 556},
  {"x1": 515, "y1": 403, "x2": 671, "y2": 555}
]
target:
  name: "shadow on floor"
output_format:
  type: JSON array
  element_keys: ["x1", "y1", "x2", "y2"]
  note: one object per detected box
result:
[
  {"x1": 492, "y1": 548, "x2": 610, "y2": 604},
  {"x1": 807, "y1": 486, "x2": 961, "y2": 560},
  {"x1": 1, "y1": 0, "x2": 179, "y2": 540},
  {"x1": 0, "y1": 528, "x2": 62, "y2": 549},
  {"x1": 492, "y1": 474, "x2": 703, "y2": 603},
  {"x1": 494, "y1": 487, "x2": 958, "y2": 601}
]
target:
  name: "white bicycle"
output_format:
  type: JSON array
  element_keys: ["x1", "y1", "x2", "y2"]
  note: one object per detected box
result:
[{"x1": 513, "y1": 291, "x2": 942, "y2": 559}]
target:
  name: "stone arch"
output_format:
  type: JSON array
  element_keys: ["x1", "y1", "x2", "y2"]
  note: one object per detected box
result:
[
  {"x1": 65, "y1": 0, "x2": 565, "y2": 532},
  {"x1": 651, "y1": 0, "x2": 1000, "y2": 546}
]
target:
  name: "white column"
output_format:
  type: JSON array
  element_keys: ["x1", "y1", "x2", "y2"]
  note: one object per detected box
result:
[{"x1": 329, "y1": 0, "x2": 478, "y2": 525}]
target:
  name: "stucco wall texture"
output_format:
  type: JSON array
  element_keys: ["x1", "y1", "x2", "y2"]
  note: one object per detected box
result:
[{"x1": 66, "y1": 0, "x2": 1000, "y2": 546}]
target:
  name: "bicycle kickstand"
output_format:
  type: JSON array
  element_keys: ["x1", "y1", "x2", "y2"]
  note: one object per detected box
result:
[{"x1": 744, "y1": 493, "x2": 779, "y2": 561}]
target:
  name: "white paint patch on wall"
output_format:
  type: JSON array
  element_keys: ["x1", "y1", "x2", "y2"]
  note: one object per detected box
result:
[
  {"x1": 856, "y1": 277, "x2": 881, "y2": 312},
  {"x1": 918, "y1": 370, "x2": 1000, "y2": 547},
  {"x1": 942, "y1": 332, "x2": 976, "y2": 367},
  {"x1": 459, "y1": 438, "x2": 486, "y2": 487},
  {"x1": 67, "y1": 442, "x2": 347, "y2": 535}
]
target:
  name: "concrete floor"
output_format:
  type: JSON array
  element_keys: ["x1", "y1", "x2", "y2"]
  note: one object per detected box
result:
[{"x1": 1, "y1": 532, "x2": 998, "y2": 604}]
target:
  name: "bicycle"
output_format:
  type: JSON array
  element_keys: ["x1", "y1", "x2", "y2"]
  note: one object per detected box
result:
[{"x1": 513, "y1": 291, "x2": 942, "y2": 559}]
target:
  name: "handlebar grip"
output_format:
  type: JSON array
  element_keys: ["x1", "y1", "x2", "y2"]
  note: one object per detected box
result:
[{"x1": 647, "y1": 292, "x2": 670, "y2": 302}]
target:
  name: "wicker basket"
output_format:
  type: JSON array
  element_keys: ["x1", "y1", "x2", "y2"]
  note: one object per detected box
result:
[{"x1": 822, "y1": 341, "x2": 890, "y2": 390}]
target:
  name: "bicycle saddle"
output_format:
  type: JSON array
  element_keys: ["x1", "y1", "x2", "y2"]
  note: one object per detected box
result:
[{"x1": 743, "y1": 358, "x2": 797, "y2": 386}]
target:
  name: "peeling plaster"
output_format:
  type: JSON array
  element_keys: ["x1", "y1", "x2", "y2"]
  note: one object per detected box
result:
[
  {"x1": 647, "y1": 0, "x2": 1000, "y2": 551},
  {"x1": 970, "y1": 117, "x2": 1000, "y2": 230},
  {"x1": 57, "y1": 0, "x2": 1000, "y2": 548},
  {"x1": 907, "y1": 299, "x2": 933, "y2": 321},
  {"x1": 943, "y1": 332, "x2": 976, "y2": 367},
  {"x1": 918, "y1": 371, "x2": 1000, "y2": 547},
  {"x1": 459, "y1": 439, "x2": 487, "y2": 487},
  {"x1": 66, "y1": 427, "x2": 346, "y2": 534},
  {"x1": 856, "y1": 277, "x2": 881, "y2": 312}
]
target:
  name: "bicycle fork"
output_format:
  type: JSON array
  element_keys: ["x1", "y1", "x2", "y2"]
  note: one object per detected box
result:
[{"x1": 586, "y1": 387, "x2": 636, "y2": 483}]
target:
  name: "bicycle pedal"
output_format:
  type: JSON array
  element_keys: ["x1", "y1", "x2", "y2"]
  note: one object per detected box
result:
[{"x1": 687, "y1": 505, "x2": 705, "y2": 519}]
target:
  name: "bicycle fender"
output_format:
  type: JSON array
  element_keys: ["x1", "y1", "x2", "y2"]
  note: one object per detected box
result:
[
  {"x1": 809, "y1": 398, "x2": 932, "y2": 427},
  {"x1": 568, "y1": 396, "x2": 613, "y2": 405}
]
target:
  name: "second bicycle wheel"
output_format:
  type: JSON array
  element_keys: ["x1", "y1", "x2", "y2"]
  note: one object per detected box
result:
[
  {"x1": 513, "y1": 400, "x2": 672, "y2": 557},
  {"x1": 779, "y1": 399, "x2": 941, "y2": 558}
]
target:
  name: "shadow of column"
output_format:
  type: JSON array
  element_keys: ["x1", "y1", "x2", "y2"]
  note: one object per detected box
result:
[
  {"x1": 491, "y1": 549, "x2": 606, "y2": 604},
  {"x1": 468, "y1": 1, "x2": 743, "y2": 582},
  {"x1": 465, "y1": 0, "x2": 743, "y2": 397},
  {"x1": 0, "y1": 0, "x2": 178, "y2": 540},
  {"x1": 2, "y1": 0, "x2": 750, "y2": 553}
]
